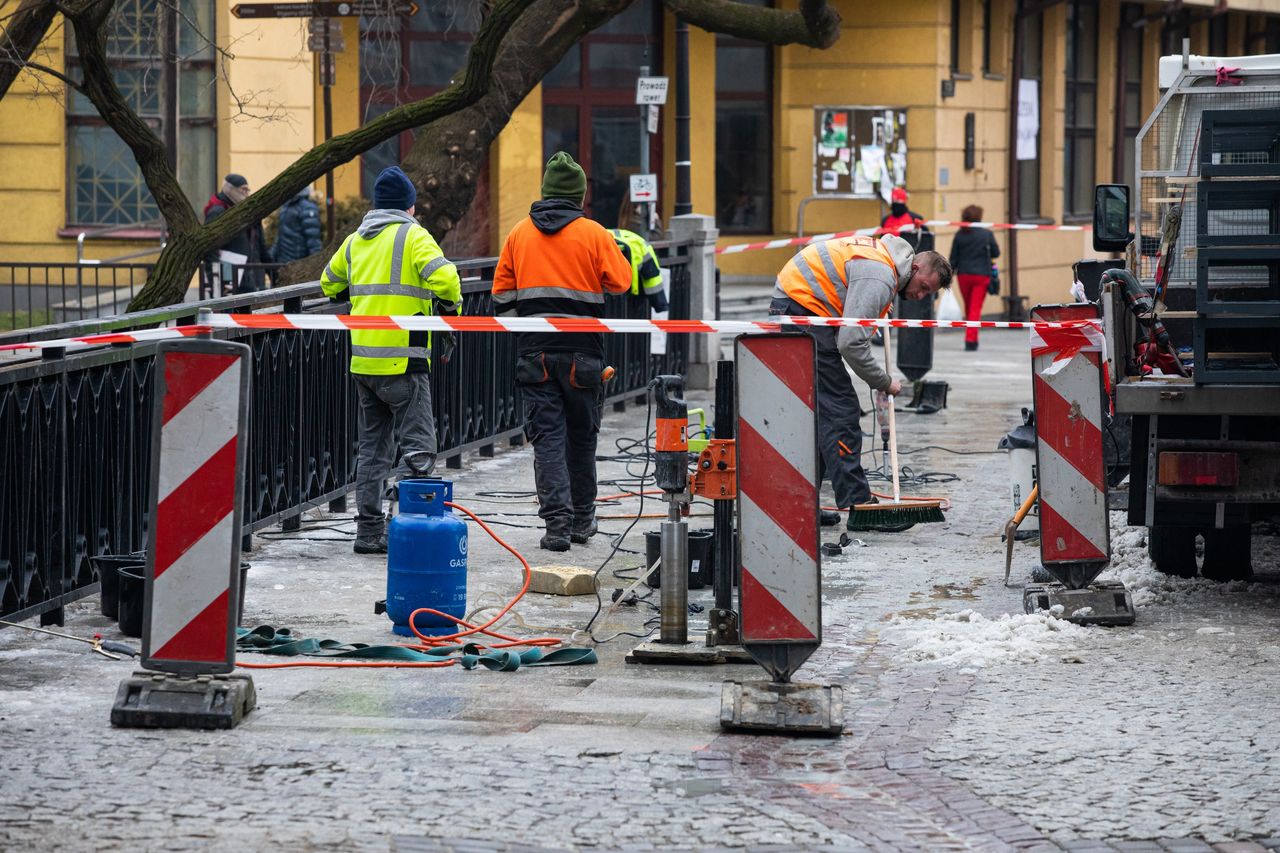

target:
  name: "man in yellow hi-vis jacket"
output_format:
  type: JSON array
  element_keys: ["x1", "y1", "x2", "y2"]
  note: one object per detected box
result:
[
  {"x1": 611, "y1": 228, "x2": 669, "y2": 312},
  {"x1": 321, "y1": 166, "x2": 462, "y2": 554}
]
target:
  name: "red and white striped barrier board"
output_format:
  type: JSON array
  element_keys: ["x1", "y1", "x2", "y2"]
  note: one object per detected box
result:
[
  {"x1": 0, "y1": 314, "x2": 1104, "y2": 353},
  {"x1": 1030, "y1": 304, "x2": 1110, "y2": 582},
  {"x1": 141, "y1": 339, "x2": 251, "y2": 675},
  {"x1": 716, "y1": 221, "x2": 1090, "y2": 255},
  {"x1": 736, "y1": 334, "x2": 822, "y2": 670}
]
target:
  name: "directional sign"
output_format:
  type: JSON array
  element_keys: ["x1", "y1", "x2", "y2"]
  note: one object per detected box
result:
[
  {"x1": 629, "y1": 173, "x2": 657, "y2": 203},
  {"x1": 232, "y1": 1, "x2": 418, "y2": 18},
  {"x1": 635, "y1": 76, "x2": 669, "y2": 105}
]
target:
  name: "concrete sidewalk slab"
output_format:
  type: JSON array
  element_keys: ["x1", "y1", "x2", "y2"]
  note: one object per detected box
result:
[{"x1": 1, "y1": 329, "x2": 1278, "y2": 851}]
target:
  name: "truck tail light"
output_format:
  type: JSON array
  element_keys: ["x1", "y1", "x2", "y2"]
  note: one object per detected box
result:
[{"x1": 1157, "y1": 452, "x2": 1239, "y2": 487}]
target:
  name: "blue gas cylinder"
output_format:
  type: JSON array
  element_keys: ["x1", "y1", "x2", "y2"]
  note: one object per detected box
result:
[{"x1": 386, "y1": 479, "x2": 468, "y2": 637}]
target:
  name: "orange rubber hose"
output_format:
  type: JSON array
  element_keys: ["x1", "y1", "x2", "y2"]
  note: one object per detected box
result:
[{"x1": 237, "y1": 499, "x2": 562, "y2": 671}]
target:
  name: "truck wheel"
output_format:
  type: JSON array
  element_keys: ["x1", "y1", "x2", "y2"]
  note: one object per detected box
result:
[
  {"x1": 1148, "y1": 525, "x2": 1197, "y2": 577},
  {"x1": 1201, "y1": 527, "x2": 1253, "y2": 582}
]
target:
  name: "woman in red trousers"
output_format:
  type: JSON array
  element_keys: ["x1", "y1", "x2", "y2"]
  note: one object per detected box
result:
[{"x1": 947, "y1": 205, "x2": 1000, "y2": 351}]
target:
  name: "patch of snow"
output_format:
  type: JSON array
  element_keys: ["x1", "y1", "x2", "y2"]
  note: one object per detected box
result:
[
  {"x1": 1096, "y1": 512, "x2": 1277, "y2": 608},
  {"x1": 1070, "y1": 606, "x2": 1095, "y2": 618},
  {"x1": 883, "y1": 608, "x2": 1094, "y2": 669}
]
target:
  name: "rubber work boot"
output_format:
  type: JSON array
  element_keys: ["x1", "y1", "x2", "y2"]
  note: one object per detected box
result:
[
  {"x1": 540, "y1": 525, "x2": 571, "y2": 552},
  {"x1": 353, "y1": 533, "x2": 388, "y2": 555},
  {"x1": 570, "y1": 518, "x2": 598, "y2": 544},
  {"x1": 403, "y1": 451, "x2": 437, "y2": 477},
  {"x1": 820, "y1": 509, "x2": 841, "y2": 527}
]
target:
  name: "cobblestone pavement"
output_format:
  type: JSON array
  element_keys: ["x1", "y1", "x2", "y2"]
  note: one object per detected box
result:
[{"x1": 2, "y1": 330, "x2": 1279, "y2": 852}]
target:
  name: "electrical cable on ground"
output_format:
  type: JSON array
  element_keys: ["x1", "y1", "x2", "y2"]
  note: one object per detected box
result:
[{"x1": 578, "y1": 386, "x2": 657, "y2": 645}]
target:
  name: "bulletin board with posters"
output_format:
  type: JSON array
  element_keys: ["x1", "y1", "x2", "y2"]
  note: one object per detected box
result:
[{"x1": 813, "y1": 106, "x2": 909, "y2": 201}]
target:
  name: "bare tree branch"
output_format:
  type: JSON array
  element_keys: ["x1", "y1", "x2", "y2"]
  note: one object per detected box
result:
[
  {"x1": 661, "y1": 0, "x2": 841, "y2": 49},
  {"x1": 0, "y1": 0, "x2": 59, "y2": 100},
  {"x1": 23, "y1": 59, "x2": 83, "y2": 93}
]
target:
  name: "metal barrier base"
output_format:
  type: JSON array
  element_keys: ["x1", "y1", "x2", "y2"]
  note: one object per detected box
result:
[
  {"x1": 626, "y1": 641, "x2": 754, "y2": 665},
  {"x1": 719, "y1": 681, "x2": 844, "y2": 736},
  {"x1": 1023, "y1": 580, "x2": 1136, "y2": 626},
  {"x1": 110, "y1": 671, "x2": 256, "y2": 730}
]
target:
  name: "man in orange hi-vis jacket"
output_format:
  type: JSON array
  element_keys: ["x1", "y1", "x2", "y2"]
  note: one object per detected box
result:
[
  {"x1": 770, "y1": 233, "x2": 952, "y2": 531},
  {"x1": 493, "y1": 151, "x2": 632, "y2": 552}
]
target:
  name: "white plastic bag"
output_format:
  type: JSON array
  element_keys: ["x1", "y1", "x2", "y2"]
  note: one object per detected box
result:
[{"x1": 936, "y1": 286, "x2": 963, "y2": 323}]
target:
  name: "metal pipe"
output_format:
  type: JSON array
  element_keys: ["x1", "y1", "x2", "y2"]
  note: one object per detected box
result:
[
  {"x1": 659, "y1": 504, "x2": 688, "y2": 644},
  {"x1": 713, "y1": 359, "x2": 735, "y2": 614},
  {"x1": 1005, "y1": 0, "x2": 1024, "y2": 320},
  {"x1": 674, "y1": 17, "x2": 691, "y2": 216}
]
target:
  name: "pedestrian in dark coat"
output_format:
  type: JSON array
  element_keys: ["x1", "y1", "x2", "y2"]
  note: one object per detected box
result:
[
  {"x1": 948, "y1": 204, "x2": 1001, "y2": 351},
  {"x1": 204, "y1": 173, "x2": 272, "y2": 293},
  {"x1": 272, "y1": 188, "x2": 324, "y2": 263}
]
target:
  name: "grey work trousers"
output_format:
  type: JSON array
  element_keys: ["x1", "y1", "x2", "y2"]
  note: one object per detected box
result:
[
  {"x1": 353, "y1": 372, "x2": 437, "y2": 537},
  {"x1": 769, "y1": 298, "x2": 872, "y2": 508},
  {"x1": 517, "y1": 351, "x2": 604, "y2": 533}
]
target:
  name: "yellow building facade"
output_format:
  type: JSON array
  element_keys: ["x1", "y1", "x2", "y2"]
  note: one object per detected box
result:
[{"x1": 1, "y1": 0, "x2": 1279, "y2": 312}]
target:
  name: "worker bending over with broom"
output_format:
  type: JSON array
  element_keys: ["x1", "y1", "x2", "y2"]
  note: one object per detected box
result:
[{"x1": 768, "y1": 234, "x2": 952, "y2": 532}]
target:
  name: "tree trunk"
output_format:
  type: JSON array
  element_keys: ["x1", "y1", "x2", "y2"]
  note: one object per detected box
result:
[
  {"x1": 124, "y1": 0, "x2": 539, "y2": 308},
  {"x1": 0, "y1": 0, "x2": 59, "y2": 101}
]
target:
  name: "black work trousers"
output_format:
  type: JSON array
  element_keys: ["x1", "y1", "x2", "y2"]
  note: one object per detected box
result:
[
  {"x1": 517, "y1": 351, "x2": 605, "y2": 532},
  {"x1": 769, "y1": 298, "x2": 872, "y2": 508}
]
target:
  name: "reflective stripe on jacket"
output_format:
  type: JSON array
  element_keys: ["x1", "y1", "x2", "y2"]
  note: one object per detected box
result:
[
  {"x1": 493, "y1": 206, "x2": 632, "y2": 356},
  {"x1": 773, "y1": 235, "x2": 898, "y2": 318},
  {"x1": 320, "y1": 211, "x2": 462, "y2": 376},
  {"x1": 611, "y1": 229, "x2": 663, "y2": 297}
]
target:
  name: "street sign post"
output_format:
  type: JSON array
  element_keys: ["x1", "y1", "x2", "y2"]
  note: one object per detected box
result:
[{"x1": 232, "y1": 1, "x2": 418, "y2": 18}]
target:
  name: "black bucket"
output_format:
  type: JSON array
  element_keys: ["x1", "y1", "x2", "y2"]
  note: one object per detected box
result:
[
  {"x1": 643, "y1": 529, "x2": 714, "y2": 589},
  {"x1": 687, "y1": 530, "x2": 714, "y2": 590},
  {"x1": 236, "y1": 561, "x2": 250, "y2": 627},
  {"x1": 91, "y1": 553, "x2": 144, "y2": 619},
  {"x1": 116, "y1": 567, "x2": 145, "y2": 638},
  {"x1": 644, "y1": 530, "x2": 662, "y2": 588}
]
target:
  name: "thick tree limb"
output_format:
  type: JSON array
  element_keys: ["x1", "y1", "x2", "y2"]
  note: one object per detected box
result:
[
  {"x1": 661, "y1": 0, "x2": 841, "y2": 48},
  {"x1": 381, "y1": 0, "x2": 842, "y2": 263},
  {"x1": 0, "y1": 0, "x2": 58, "y2": 100}
]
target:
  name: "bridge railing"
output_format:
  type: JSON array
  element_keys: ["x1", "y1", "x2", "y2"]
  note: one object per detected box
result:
[{"x1": 0, "y1": 240, "x2": 691, "y2": 622}]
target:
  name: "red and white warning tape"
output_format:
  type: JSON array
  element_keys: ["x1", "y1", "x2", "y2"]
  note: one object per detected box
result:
[
  {"x1": 716, "y1": 221, "x2": 1090, "y2": 255},
  {"x1": 0, "y1": 325, "x2": 212, "y2": 353},
  {"x1": 0, "y1": 313, "x2": 1102, "y2": 353}
]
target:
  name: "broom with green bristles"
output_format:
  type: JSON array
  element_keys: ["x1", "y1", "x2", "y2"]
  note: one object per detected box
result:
[{"x1": 847, "y1": 325, "x2": 946, "y2": 532}]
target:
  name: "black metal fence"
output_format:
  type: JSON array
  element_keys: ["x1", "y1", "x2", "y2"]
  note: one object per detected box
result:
[
  {"x1": 0, "y1": 263, "x2": 155, "y2": 331},
  {"x1": 0, "y1": 240, "x2": 692, "y2": 622}
]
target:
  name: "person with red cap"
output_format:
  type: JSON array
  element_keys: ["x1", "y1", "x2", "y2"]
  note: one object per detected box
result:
[{"x1": 878, "y1": 187, "x2": 928, "y2": 237}]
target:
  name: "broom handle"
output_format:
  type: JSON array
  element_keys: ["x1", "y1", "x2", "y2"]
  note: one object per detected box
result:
[{"x1": 882, "y1": 325, "x2": 901, "y2": 503}]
